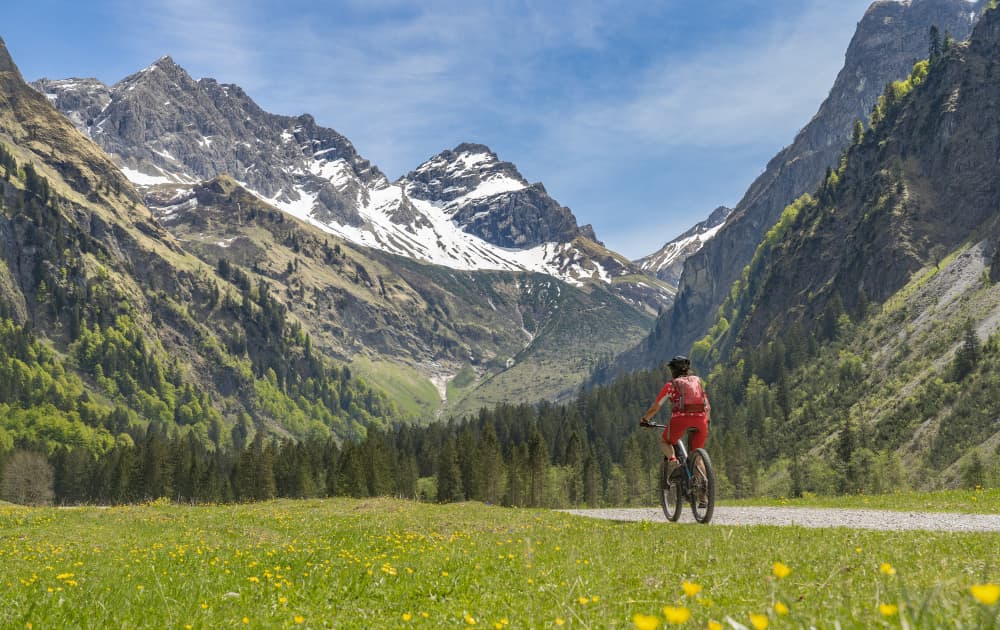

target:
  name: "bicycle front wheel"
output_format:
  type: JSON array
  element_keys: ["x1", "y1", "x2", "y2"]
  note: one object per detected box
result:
[
  {"x1": 659, "y1": 458, "x2": 682, "y2": 522},
  {"x1": 689, "y1": 448, "x2": 716, "y2": 524}
]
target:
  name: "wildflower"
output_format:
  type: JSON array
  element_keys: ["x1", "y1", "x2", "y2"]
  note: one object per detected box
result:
[
  {"x1": 774, "y1": 602, "x2": 789, "y2": 616},
  {"x1": 278, "y1": 597, "x2": 288, "y2": 605},
  {"x1": 663, "y1": 606, "x2": 691, "y2": 624},
  {"x1": 591, "y1": 596, "x2": 600, "y2": 603},
  {"x1": 294, "y1": 616, "x2": 305, "y2": 624},
  {"x1": 682, "y1": 581, "x2": 702, "y2": 597},
  {"x1": 242, "y1": 618, "x2": 250, "y2": 625},
  {"x1": 402, "y1": 613, "x2": 413, "y2": 621},
  {"x1": 772, "y1": 562, "x2": 791, "y2": 579},
  {"x1": 749, "y1": 613, "x2": 769, "y2": 630},
  {"x1": 708, "y1": 622, "x2": 722, "y2": 630},
  {"x1": 971, "y1": 583, "x2": 1000, "y2": 606},
  {"x1": 632, "y1": 613, "x2": 661, "y2": 630},
  {"x1": 879, "y1": 563, "x2": 896, "y2": 576},
  {"x1": 55, "y1": 573, "x2": 74, "y2": 580},
  {"x1": 464, "y1": 612, "x2": 477, "y2": 625},
  {"x1": 578, "y1": 596, "x2": 590, "y2": 605},
  {"x1": 879, "y1": 603, "x2": 898, "y2": 616},
  {"x1": 201, "y1": 603, "x2": 209, "y2": 610},
  {"x1": 555, "y1": 619, "x2": 565, "y2": 626}
]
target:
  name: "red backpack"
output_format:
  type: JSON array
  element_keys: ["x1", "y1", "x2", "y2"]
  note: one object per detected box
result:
[{"x1": 672, "y1": 375, "x2": 707, "y2": 413}]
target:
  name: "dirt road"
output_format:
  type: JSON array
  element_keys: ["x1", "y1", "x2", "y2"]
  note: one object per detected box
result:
[{"x1": 561, "y1": 507, "x2": 1000, "y2": 531}]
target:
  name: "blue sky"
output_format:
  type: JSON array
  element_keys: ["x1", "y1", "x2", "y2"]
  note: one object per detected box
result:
[{"x1": 4, "y1": 0, "x2": 873, "y2": 258}]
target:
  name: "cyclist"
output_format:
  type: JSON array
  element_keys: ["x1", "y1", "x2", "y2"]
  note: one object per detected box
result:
[{"x1": 640, "y1": 355, "x2": 711, "y2": 481}]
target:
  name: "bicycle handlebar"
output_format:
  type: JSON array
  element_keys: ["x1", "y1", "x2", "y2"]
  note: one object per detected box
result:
[{"x1": 640, "y1": 420, "x2": 667, "y2": 429}]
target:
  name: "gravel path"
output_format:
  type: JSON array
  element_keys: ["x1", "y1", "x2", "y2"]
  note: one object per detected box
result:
[{"x1": 561, "y1": 507, "x2": 1000, "y2": 532}]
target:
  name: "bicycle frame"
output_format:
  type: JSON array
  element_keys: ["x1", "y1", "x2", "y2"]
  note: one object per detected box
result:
[{"x1": 642, "y1": 420, "x2": 715, "y2": 524}]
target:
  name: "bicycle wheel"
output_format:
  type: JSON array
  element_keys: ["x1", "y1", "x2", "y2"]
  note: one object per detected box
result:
[
  {"x1": 659, "y1": 458, "x2": 682, "y2": 522},
  {"x1": 689, "y1": 449, "x2": 716, "y2": 524}
]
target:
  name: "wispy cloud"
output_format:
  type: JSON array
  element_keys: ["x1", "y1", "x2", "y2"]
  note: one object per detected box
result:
[{"x1": 107, "y1": 0, "x2": 871, "y2": 256}]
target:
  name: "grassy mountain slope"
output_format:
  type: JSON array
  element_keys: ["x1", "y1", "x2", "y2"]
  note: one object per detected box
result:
[
  {"x1": 0, "y1": 37, "x2": 398, "y2": 454},
  {"x1": 147, "y1": 176, "x2": 653, "y2": 418},
  {"x1": 685, "y1": 9, "x2": 1000, "y2": 492}
]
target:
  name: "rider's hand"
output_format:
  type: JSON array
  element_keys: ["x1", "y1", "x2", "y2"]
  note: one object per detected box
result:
[{"x1": 639, "y1": 418, "x2": 650, "y2": 427}]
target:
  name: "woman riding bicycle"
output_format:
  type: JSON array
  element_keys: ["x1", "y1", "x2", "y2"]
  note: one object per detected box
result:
[{"x1": 640, "y1": 355, "x2": 711, "y2": 475}]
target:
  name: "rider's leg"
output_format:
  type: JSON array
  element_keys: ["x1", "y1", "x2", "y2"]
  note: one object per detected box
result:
[{"x1": 658, "y1": 430, "x2": 675, "y2": 459}]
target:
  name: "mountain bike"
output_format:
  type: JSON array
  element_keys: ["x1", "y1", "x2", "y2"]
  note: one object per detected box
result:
[{"x1": 641, "y1": 423, "x2": 716, "y2": 524}]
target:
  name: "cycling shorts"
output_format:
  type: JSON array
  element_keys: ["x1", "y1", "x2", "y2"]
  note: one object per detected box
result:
[{"x1": 661, "y1": 413, "x2": 708, "y2": 450}]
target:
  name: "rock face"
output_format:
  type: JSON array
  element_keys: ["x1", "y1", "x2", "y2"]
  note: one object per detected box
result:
[
  {"x1": 35, "y1": 65, "x2": 666, "y2": 304},
  {"x1": 36, "y1": 57, "x2": 382, "y2": 228},
  {"x1": 635, "y1": 206, "x2": 731, "y2": 288},
  {"x1": 635, "y1": 0, "x2": 985, "y2": 367},
  {"x1": 399, "y1": 143, "x2": 587, "y2": 248},
  {"x1": 730, "y1": 4, "x2": 1000, "y2": 351}
]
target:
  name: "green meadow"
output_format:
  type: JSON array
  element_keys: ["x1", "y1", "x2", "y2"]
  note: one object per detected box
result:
[{"x1": 0, "y1": 497, "x2": 997, "y2": 629}]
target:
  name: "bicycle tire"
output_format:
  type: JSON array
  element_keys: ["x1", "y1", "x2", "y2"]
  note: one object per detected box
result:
[
  {"x1": 659, "y1": 458, "x2": 682, "y2": 522},
  {"x1": 689, "y1": 448, "x2": 716, "y2": 524}
]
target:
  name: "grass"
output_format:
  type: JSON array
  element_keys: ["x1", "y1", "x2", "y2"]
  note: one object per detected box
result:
[
  {"x1": 1, "y1": 498, "x2": 997, "y2": 628},
  {"x1": 721, "y1": 487, "x2": 1000, "y2": 514},
  {"x1": 350, "y1": 356, "x2": 442, "y2": 421}
]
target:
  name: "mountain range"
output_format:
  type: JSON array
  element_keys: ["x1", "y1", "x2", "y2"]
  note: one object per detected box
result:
[
  {"x1": 22, "y1": 49, "x2": 693, "y2": 418},
  {"x1": 34, "y1": 63, "x2": 674, "y2": 308},
  {"x1": 3, "y1": 0, "x2": 999, "y2": 498},
  {"x1": 611, "y1": 0, "x2": 987, "y2": 375}
]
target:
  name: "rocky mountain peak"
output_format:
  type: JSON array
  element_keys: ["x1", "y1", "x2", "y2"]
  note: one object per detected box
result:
[
  {"x1": 402, "y1": 142, "x2": 528, "y2": 205},
  {"x1": 634, "y1": 205, "x2": 733, "y2": 287},
  {"x1": 126, "y1": 55, "x2": 194, "y2": 87}
]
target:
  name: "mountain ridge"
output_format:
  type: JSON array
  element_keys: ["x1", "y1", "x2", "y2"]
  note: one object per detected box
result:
[
  {"x1": 34, "y1": 62, "x2": 672, "y2": 311},
  {"x1": 612, "y1": 0, "x2": 986, "y2": 375}
]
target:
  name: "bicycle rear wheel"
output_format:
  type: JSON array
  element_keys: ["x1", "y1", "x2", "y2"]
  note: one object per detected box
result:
[
  {"x1": 689, "y1": 449, "x2": 716, "y2": 524},
  {"x1": 659, "y1": 458, "x2": 682, "y2": 522}
]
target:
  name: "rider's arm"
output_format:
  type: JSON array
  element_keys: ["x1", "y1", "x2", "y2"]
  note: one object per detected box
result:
[{"x1": 641, "y1": 381, "x2": 674, "y2": 423}]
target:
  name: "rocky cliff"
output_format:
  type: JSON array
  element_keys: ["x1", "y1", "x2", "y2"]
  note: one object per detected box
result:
[{"x1": 627, "y1": 0, "x2": 985, "y2": 371}]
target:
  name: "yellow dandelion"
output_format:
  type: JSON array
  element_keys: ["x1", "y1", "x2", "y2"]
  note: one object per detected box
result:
[
  {"x1": 65, "y1": 580, "x2": 78, "y2": 587},
  {"x1": 578, "y1": 596, "x2": 590, "y2": 605},
  {"x1": 708, "y1": 622, "x2": 722, "y2": 630},
  {"x1": 201, "y1": 603, "x2": 209, "y2": 610},
  {"x1": 879, "y1": 563, "x2": 896, "y2": 576},
  {"x1": 55, "y1": 573, "x2": 74, "y2": 580},
  {"x1": 774, "y1": 602, "x2": 789, "y2": 616},
  {"x1": 749, "y1": 613, "x2": 769, "y2": 630},
  {"x1": 402, "y1": 613, "x2": 413, "y2": 621},
  {"x1": 971, "y1": 583, "x2": 1000, "y2": 606},
  {"x1": 772, "y1": 562, "x2": 791, "y2": 579},
  {"x1": 555, "y1": 619, "x2": 565, "y2": 626},
  {"x1": 663, "y1": 606, "x2": 691, "y2": 624},
  {"x1": 879, "y1": 603, "x2": 898, "y2": 616},
  {"x1": 242, "y1": 618, "x2": 250, "y2": 625},
  {"x1": 465, "y1": 613, "x2": 477, "y2": 625},
  {"x1": 421, "y1": 612, "x2": 430, "y2": 618},
  {"x1": 632, "y1": 613, "x2": 661, "y2": 630},
  {"x1": 682, "y1": 581, "x2": 702, "y2": 597},
  {"x1": 855, "y1": 547, "x2": 862, "y2": 554},
  {"x1": 442, "y1": 571, "x2": 450, "y2": 577},
  {"x1": 294, "y1": 615, "x2": 305, "y2": 624},
  {"x1": 279, "y1": 596, "x2": 288, "y2": 605},
  {"x1": 495, "y1": 624, "x2": 503, "y2": 630}
]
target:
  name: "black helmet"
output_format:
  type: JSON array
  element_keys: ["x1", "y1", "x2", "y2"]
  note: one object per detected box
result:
[{"x1": 668, "y1": 355, "x2": 690, "y2": 372}]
